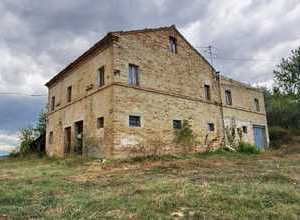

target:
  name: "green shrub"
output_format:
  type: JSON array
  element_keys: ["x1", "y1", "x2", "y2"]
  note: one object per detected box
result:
[
  {"x1": 237, "y1": 142, "x2": 260, "y2": 154},
  {"x1": 174, "y1": 120, "x2": 197, "y2": 153},
  {"x1": 19, "y1": 127, "x2": 35, "y2": 156},
  {"x1": 269, "y1": 126, "x2": 291, "y2": 149}
]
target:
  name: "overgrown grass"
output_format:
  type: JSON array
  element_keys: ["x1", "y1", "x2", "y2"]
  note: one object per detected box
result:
[
  {"x1": 0, "y1": 151, "x2": 300, "y2": 219},
  {"x1": 237, "y1": 142, "x2": 261, "y2": 154}
]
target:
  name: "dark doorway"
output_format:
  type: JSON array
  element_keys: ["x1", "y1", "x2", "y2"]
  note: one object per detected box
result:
[
  {"x1": 64, "y1": 127, "x2": 72, "y2": 155},
  {"x1": 74, "y1": 121, "x2": 83, "y2": 155}
]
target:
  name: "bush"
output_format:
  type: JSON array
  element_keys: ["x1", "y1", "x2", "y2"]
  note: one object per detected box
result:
[
  {"x1": 19, "y1": 127, "x2": 35, "y2": 155},
  {"x1": 269, "y1": 126, "x2": 291, "y2": 148},
  {"x1": 237, "y1": 142, "x2": 260, "y2": 154},
  {"x1": 174, "y1": 120, "x2": 197, "y2": 153}
]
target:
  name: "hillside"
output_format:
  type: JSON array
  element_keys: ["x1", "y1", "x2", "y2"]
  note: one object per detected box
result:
[{"x1": 0, "y1": 152, "x2": 300, "y2": 219}]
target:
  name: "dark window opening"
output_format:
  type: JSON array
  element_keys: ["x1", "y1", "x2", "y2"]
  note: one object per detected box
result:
[
  {"x1": 169, "y1": 36, "x2": 177, "y2": 54},
  {"x1": 97, "y1": 117, "x2": 104, "y2": 129},
  {"x1": 97, "y1": 66, "x2": 105, "y2": 87},
  {"x1": 242, "y1": 126, "x2": 248, "y2": 133},
  {"x1": 49, "y1": 131, "x2": 53, "y2": 144},
  {"x1": 67, "y1": 86, "x2": 72, "y2": 102},
  {"x1": 208, "y1": 123, "x2": 215, "y2": 132},
  {"x1": 51, "y1": 96, "x2": 55, "y2": 111},
  {"x1": 231, "y1": 128, "x2": 236, "y2": 137},
  {"x1": 64, "y1": 127, "x2": 71, "y2": 154},
  {"x1": 129, "y1": 115, "x2": 141, "y2": 127},
  {"x1": 74, "y1": 121, "x2": 83, "y2": 155},
  {"x1": 173, "y1": 120, "x2": 182, "y2": 129},
  {"x1": 204, "y1": 84, "x2": 211, "y2": 100},
  {"x1": 225, "y1": 90, "x2": 232, "y2": 105},
  {"x1": 128, "y1": 64, "x2": 139, "y2": 86},
  {"x1": 254, "y1": 98, "x2": 260, "y2": 112}
]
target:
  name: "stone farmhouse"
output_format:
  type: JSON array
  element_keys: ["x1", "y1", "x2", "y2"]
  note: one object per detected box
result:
[{"x1": 45, "y1": 25, "x2": 269, "y2": 158}]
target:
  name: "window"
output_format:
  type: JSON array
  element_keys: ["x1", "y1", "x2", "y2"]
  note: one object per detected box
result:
[
  {"x1": 208, "y1": 123, "x2": 215, "y2": 132},
  {"x1": 254, "y1": 98, "x2": 260, "y2": 112},
  {"x1": 129, "y1": 115, "x2": 141, "y2": 127},
  {"x1": 169, "y1": 36, "x2": 177, "y2": 54},
  {"x1": 204, "y1": 84, "x2": 211, "y2": 100},
  {"x1": 173, "y1": 120, "x2": 182, "y2": 129},
  {"x1": 225, "y1": 90, "x2": 232, "y2": 105},
  {"x1": 51, "y1": 96, "x2": 55, "y2": 111},
  {"x1": 67, "y1": 86, "x2": 72, "y2": 102},
  {"x1": 128, "y1": 64, "x2": 139, "y2": 86},
  {"x1": 97, "y1": 117, "x2": 104, "y2": 129},
  {"x1": 49, "y1": 131, "x2": 53, "y2": 144},
  {"x1": 242, "y1": 126, "x2": 248, "y2": 133},
  {"x1": 96, "y1": 66, "x2": 105, "y2": 87}
]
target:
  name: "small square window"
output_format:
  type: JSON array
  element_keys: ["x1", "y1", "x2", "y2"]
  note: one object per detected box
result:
[
  {"x1": 49, "y1": 131, "x2": 53, "y2": 144},
  {"x1": 225, "y1": 90, "x2": 232, "y2": 105},
  {"x1": 129, "y1": 115, "x2": 141, "y2": 127},
  {"x1": 169, "y1": 36, "x2": 177, "y2": 54},
  {"x1": 242, "y1": 126, "x2": 247, "y2": 133},
  {"x1": 97, "y1": 117, "x2": 104, "y2": 129},
  {"x1": 173, "y1": 120, "x2": 182, "y2": 129},
  {"x1": 208, "y1": 123, "x2": 215, "y2": 132},
  {"x1": 97, "y1": 66, "x2": 105, "y2": 87},
  {"x1": 204, "y1": 84, "x2": 211, "y2": 100}
]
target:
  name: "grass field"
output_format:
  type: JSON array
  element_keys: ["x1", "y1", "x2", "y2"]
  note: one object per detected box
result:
[{"x1": 0, "y1": 151, "x2": 300, "y2": 219}]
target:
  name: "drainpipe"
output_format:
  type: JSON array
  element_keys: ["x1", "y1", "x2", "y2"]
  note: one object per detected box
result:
[{"x1": 216, "y1": 71, "x2": 226, "y2": 144}]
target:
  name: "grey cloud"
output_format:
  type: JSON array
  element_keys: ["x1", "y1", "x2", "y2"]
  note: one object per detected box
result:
[
  {"x1": 0, "y1": 0, "x2": 300, "y2": 147},
  {"x1": 0, "y1": 96, "x2": 46, "y2": 132}
]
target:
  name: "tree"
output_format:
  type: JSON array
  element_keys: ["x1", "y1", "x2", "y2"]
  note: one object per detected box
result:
[
  {"x1": 18, "y1": 109, "x2": 47, "y2": 155},
  {"x1": 274, "y1": 47, "x2": 300, "y2": 96},
  {"x1": 264, "y1": 89, "x2": 300, "y2": 129},
  {"x1": 34, "y1": 110, "x2": 47, "y2": 137},
  {"x1": 19, "y1": 127, "x2": 35, "y2": 155}
]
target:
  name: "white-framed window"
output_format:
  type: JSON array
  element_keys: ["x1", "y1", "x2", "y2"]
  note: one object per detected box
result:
[{"x1": 128, "y1": 64, "x2": 139, "y2": 86}]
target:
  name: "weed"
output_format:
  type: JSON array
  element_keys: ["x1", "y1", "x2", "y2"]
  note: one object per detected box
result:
[{"x1": 237, "y1": 142, "x2": 260, "y2": 154}]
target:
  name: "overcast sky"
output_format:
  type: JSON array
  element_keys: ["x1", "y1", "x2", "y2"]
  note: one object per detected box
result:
[{"x1": 1, "y1": 0, "x2": 300, "y2": 151}]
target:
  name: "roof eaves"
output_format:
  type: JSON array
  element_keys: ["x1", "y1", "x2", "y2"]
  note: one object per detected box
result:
[{"x1": 45, "y1": 32, "x2": 115, "y2": 87}]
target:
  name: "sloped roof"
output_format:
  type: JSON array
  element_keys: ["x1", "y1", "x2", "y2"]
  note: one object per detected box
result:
[{"x1": 45, "y1": 25, "x2": 215, "y2": 87}]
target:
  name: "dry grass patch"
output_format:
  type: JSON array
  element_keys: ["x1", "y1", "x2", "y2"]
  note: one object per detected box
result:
[{"x1": 0, "y1": 151, "x2": 300, "y2": 219}]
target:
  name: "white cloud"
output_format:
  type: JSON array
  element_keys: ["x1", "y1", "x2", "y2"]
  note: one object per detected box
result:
[
  {"x1": 0, "y1": 131, "x2": 19, "y2": 152},
  {"x1": 180, "y1": 0, "x2": 300, "y2": 84}
]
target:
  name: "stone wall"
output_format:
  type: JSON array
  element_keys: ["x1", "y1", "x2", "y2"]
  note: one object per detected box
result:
[
  {"x1": 221, "y1": 77, "x2": 269, "y2": 146},
  {"x1": 46, "y1": 46, "x2": 114, "y2": 157},
  {"x1": 110, "y1": 28, "x2": 225, "y2": 157},
  {"x1": 111, "y1": 85, "x2": 223, "y2": 157},
  {"x1": 46, "y1": 26, "x2": 269, "y2": 158}
]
